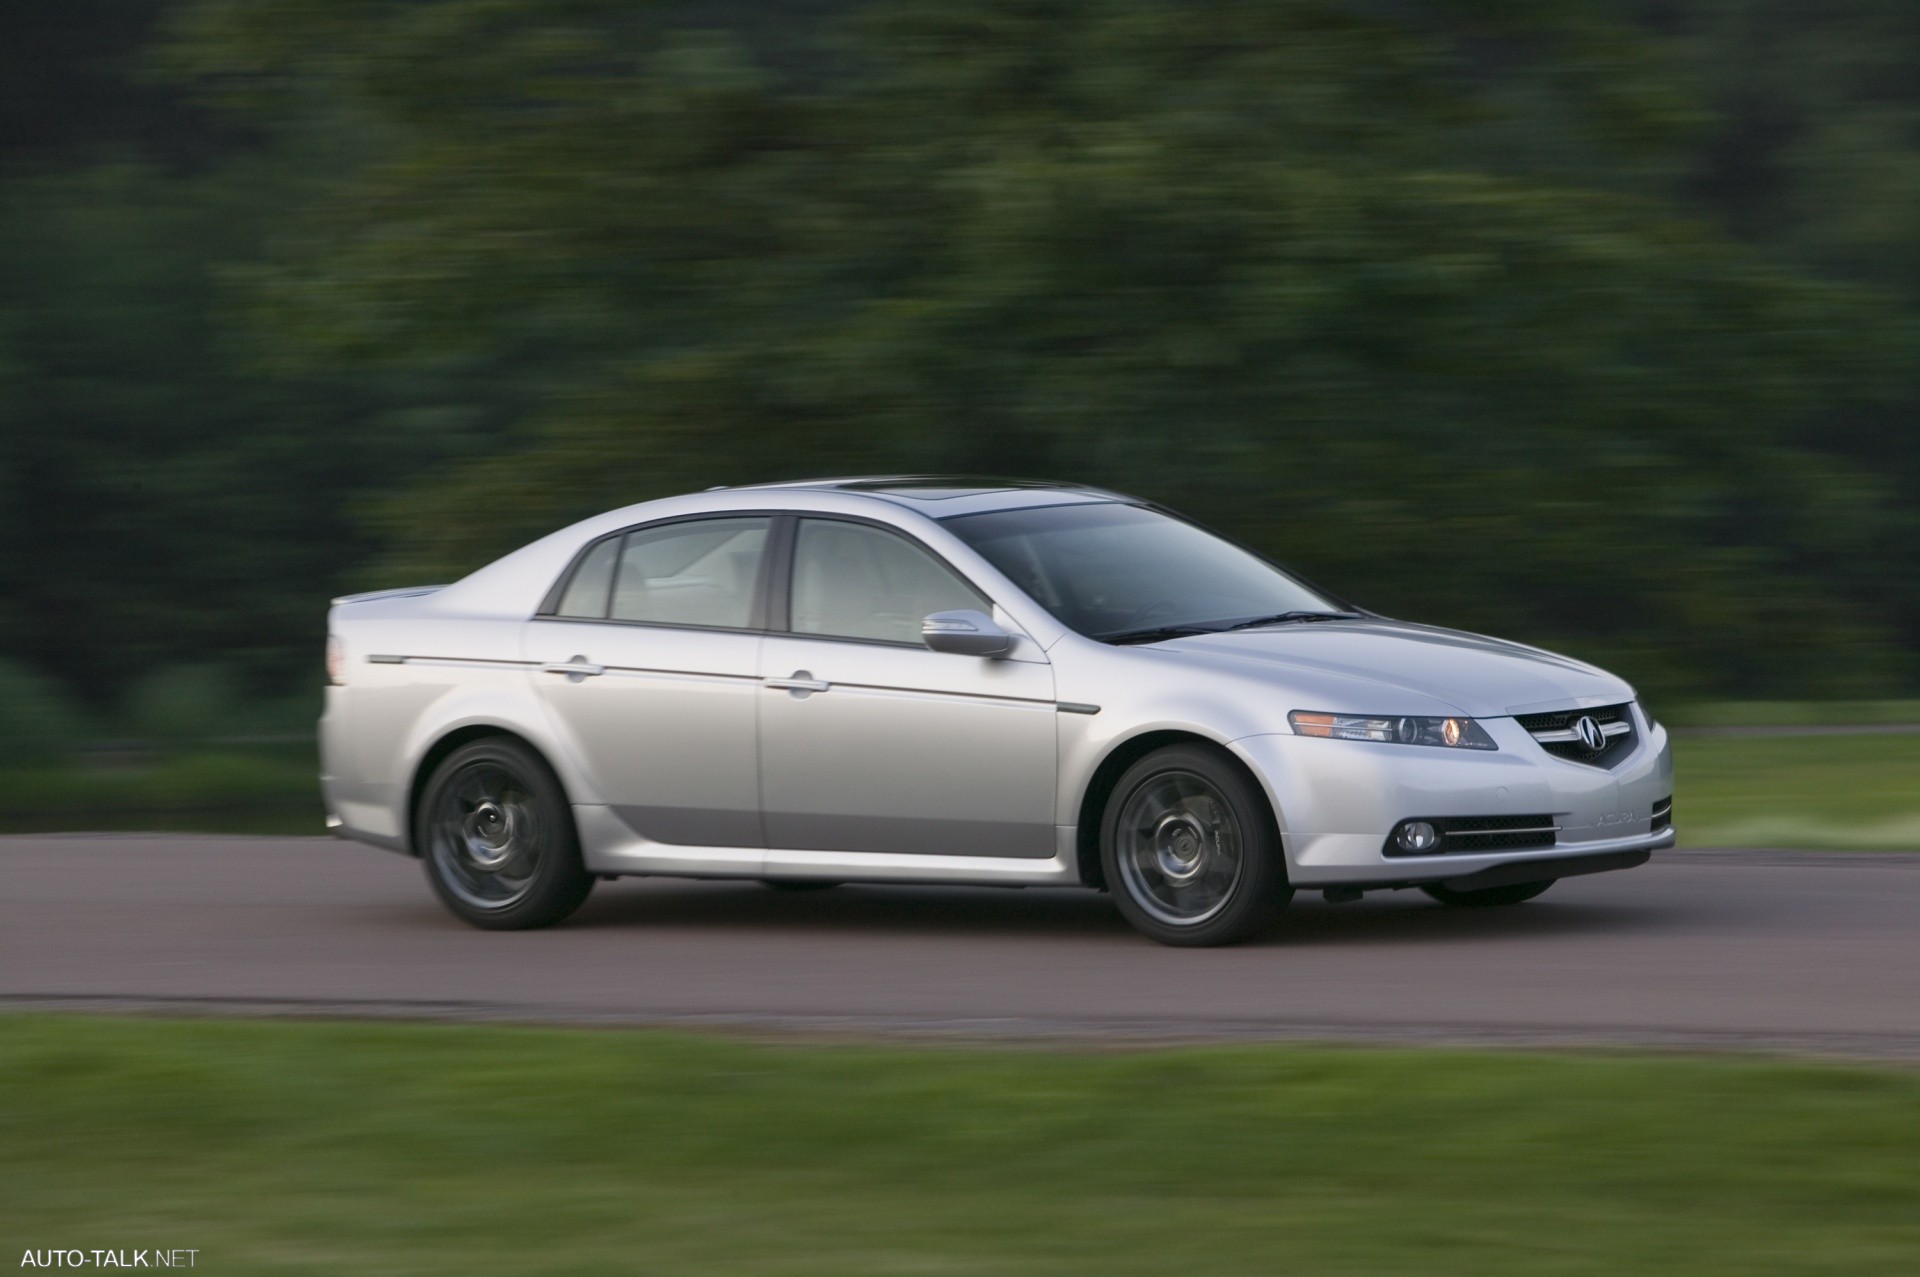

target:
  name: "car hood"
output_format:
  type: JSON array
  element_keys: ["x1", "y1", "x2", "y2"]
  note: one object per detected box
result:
[{"x1": 1154, "y1": 618, "x2": 1632, "y2": 719}]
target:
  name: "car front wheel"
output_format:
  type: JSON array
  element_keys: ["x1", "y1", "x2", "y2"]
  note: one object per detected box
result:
[
  {"x1": 1101, "y1": 744, "x2": 1292, "y2": 947},
  {"x1": 417, "y1": 737, "x2": 594, "y2": 930}
]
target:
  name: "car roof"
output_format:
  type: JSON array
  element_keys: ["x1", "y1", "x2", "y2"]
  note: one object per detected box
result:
[{"x1": 727, "y1": 475, "x2": 1132, "y2": 518}]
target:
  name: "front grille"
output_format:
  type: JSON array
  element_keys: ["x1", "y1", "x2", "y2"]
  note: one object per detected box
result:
[
  {"x1": 1650, "y1": 796, "x2": 1673, "y2": 833},
  {"x1": 1514, "y1": 702, "x2": 1637, "y2": 769},
  {"x1": 1383, "y1": 814, "x2": 1559, "y2": 857}
]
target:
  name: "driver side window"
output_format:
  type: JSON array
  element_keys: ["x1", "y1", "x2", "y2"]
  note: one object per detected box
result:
[{"x1": 790, "y1": 519, "x2": 988, "y2": 645}]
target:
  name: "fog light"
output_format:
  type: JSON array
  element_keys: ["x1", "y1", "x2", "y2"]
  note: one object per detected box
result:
[{"x1": 1394, "y1": 820, "x2": 1439, "y2": 853}]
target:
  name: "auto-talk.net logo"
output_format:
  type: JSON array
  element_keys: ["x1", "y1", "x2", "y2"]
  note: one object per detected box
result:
[{"x1": 20, "y1": 1252, "x2": 198, "y2": 1269}]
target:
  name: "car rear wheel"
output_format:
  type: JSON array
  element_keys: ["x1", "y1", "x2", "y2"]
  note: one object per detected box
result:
[
  {"x1": 1420, "y1": 879, "x2": 1556, "y2": 907},
  {"x1": 417, "y1": 738, "x2": 594, "y2": 930},
  {"x1": 1101, "y1": 744, "x2": 1291, "y2": 947}
]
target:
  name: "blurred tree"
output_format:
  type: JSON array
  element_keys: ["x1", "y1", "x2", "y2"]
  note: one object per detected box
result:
[
  {"x1": 0, "y1": 0, "x2": 525, "y2": 708},
  {"x1": 0, "y1": 0, "x2": 245, "y2": 170},
  {"x1": 0, "y1": 154, "x2": 516, "y2": 704},
  {"x1": 0, "y1": 658, "x2": 88, "y2": 765},
  {"x1": 165, "y1": 0, "x2": 1913, "y2": 698},
  {"x1": 1660, "y1": 0, "x2": 1920, "y2": 691}
]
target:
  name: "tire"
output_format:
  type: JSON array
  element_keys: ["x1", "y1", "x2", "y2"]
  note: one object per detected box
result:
[
  {"x1": 1420, "y1": 879, "x2": 1556, "y2": 907},
  {"x1": 761, "y1": 880, "x2": 842, "y2": 892},
  {"x1": 416, "y1": 737, "x2": 594, "y2": 930},
  {"x1": 1100, "y1": 744, "x2": 1292, "y2": 947}
]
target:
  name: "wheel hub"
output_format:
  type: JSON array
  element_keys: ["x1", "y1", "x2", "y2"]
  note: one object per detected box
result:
[
  {"x1": 1114, "y1": 771, "x2": 1247, "y2": 928},
  {"x1": 461, "y1": 799, "x2": 518, "y2": 870},
  {"x1": 1153, "y1": 812, "x2": 1211, "y2": 883}
]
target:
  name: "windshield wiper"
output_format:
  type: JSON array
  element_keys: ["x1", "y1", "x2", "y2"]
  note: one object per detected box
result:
[
  {"x1": 1100, "y1": 624, "x2": 1225, "y2": 646},
  {"x1": 1221, "y1": 610, "x2": 1362, "y2": 631},
  {"x1": 1102, "y1": 611, "x2": 1362, "y2": 644}
]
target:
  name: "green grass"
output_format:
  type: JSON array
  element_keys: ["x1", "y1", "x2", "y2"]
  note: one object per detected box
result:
[
  {"x1": 1665, "y1": 699, "x2": 1920, "y2": 728},
  {"x1": 0, "y1": 750, "x2": 324, "y2": 835},
  {"x1": 1675, "y1": 733, "x2": 1920, "y2": 850},
  {"x1": 1, "y1": 1017, "x2": 1916, "y2": 1275}
]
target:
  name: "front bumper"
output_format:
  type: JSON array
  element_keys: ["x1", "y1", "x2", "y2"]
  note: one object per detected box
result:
[
  {"x1": 1231, "y1": 710, "x2": 1674, "y2": 888},
  {"x1": 1430, "y1": 845, "x2": 1654, "y2": 893}
]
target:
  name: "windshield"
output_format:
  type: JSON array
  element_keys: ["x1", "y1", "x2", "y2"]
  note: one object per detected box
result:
[{"x1": 941, "y1": 502, "x2": 1347, "y2": 640}]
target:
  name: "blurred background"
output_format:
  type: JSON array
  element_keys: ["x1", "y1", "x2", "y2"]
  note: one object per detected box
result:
[
  {"x1": 4, "y1": 12, "x2": 1918, "y2": 1269},
  {"x1": 2, "y1": 0, "x2": 1916, "y2": 840}
]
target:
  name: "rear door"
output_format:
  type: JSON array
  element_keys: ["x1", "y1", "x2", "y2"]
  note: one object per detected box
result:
[{"x1": 525, "y1": 515, "x2": 770, "y2": 847}]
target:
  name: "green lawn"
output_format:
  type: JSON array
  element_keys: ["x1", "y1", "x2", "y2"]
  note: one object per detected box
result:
[
  {"x1": 1664, "y1": 699, "x2": 1920, "y2": 728},
  {"x1": 1, "y1": 1017, "x2": 1915, "y2": 1275},
  {"x1": 0, "y1": 750, "x2": 324, "y2": 835},
  {"x1": 1675, "y1": 733, "x2": 1920, "y2": 850}
]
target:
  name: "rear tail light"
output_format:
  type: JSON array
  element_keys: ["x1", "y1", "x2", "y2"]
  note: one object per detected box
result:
[{"x1": 326, "y1": 635, "x2": 346, "y2": 686}]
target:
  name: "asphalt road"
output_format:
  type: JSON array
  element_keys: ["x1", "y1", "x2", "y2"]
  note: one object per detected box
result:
[{"x1": 4, "y1": 835, "x2": 1918, "y2": 1059}]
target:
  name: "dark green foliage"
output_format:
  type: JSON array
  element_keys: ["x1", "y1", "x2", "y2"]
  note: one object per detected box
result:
[
  {"x1": 0, "y1": 659, "x2": 87, "y2": 765},
  {"x1": 3, "y1": 0, "x2": 1920, "y2": 712},
  {"x1": 160, "y1": 0, "x2": 1916, "y2": 699},
  {"x1": 0, "y1": 160, "x2": 505, "y2": 704}
]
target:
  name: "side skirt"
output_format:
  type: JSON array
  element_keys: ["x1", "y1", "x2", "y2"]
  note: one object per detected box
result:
[{"x1": 574, "y1": 806, "x2": 1083, "y2": 887}]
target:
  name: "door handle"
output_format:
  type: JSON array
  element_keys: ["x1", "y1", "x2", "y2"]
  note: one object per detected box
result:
[
  {"x1": 539, "y1": 656, "x2": 606, "y2": 680},
  {"x1": 763, "y1": 670, "x2": 830, "y2": 694}
]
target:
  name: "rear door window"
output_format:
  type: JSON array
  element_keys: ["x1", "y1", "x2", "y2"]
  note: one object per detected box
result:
[{"x1": 554, "y1": 517, "x2": 771, "y2": 629}]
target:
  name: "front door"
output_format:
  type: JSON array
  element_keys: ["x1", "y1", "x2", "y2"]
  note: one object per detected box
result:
[
  {"x1": 525, "y1": 515, "x2": 771, "y2": 847},
  {"x1": 758, "y1": 517, "x2": 1057, "y2": 858}
]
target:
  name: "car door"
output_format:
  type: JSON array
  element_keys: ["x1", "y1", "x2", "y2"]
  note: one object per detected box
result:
[
  {"x1": 525, "y1": 515, "x2": 770, "y2": 847},
  {"x1": 758, "y1": 515, "x2": 1058, "y2": 858}
]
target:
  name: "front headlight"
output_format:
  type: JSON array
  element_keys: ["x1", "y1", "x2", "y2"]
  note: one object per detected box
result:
[{"x1": 1288, "y1": 711, "x2": 1497, "y2": 751}]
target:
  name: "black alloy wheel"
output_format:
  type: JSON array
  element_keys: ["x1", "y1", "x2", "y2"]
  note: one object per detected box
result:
[
  {"x1": 417, "y1": 737, "x2": 594, "y2": 930},
  {"x1": 1101, "y1": 744, "x2": 1292, "y2": 947}
]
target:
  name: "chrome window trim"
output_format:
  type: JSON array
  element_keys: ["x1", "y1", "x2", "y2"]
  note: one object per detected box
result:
[
  {"x1": 782, "y1": 512, "x2": 997, "y2": 646},
  {"x1": 535, "y1": 508, "x2": 1016, "y2": 647},
  {"x1": 535, "y1": 509, "x2": 786, "y2": 628},
  {"x1": 758, "y1": 627, "x2": 959, "y2": 654},
  {"x1": 528, "y1": 613, "x2": 773, "y2": 639}
]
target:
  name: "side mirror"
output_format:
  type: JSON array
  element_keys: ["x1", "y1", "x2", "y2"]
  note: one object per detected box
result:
[{"x1": 921, "y1": 609, "x2": 1015, "y2": 658}]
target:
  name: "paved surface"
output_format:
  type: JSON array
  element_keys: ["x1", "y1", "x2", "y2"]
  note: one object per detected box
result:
[{"x1": 4, "y1": 835, "x2": 1918, "y2": 1059}]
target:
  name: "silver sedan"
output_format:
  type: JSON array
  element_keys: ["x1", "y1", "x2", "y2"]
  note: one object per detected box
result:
[{"x1": 321, "y1": 477, "x2": 1674, "y2": 945}]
